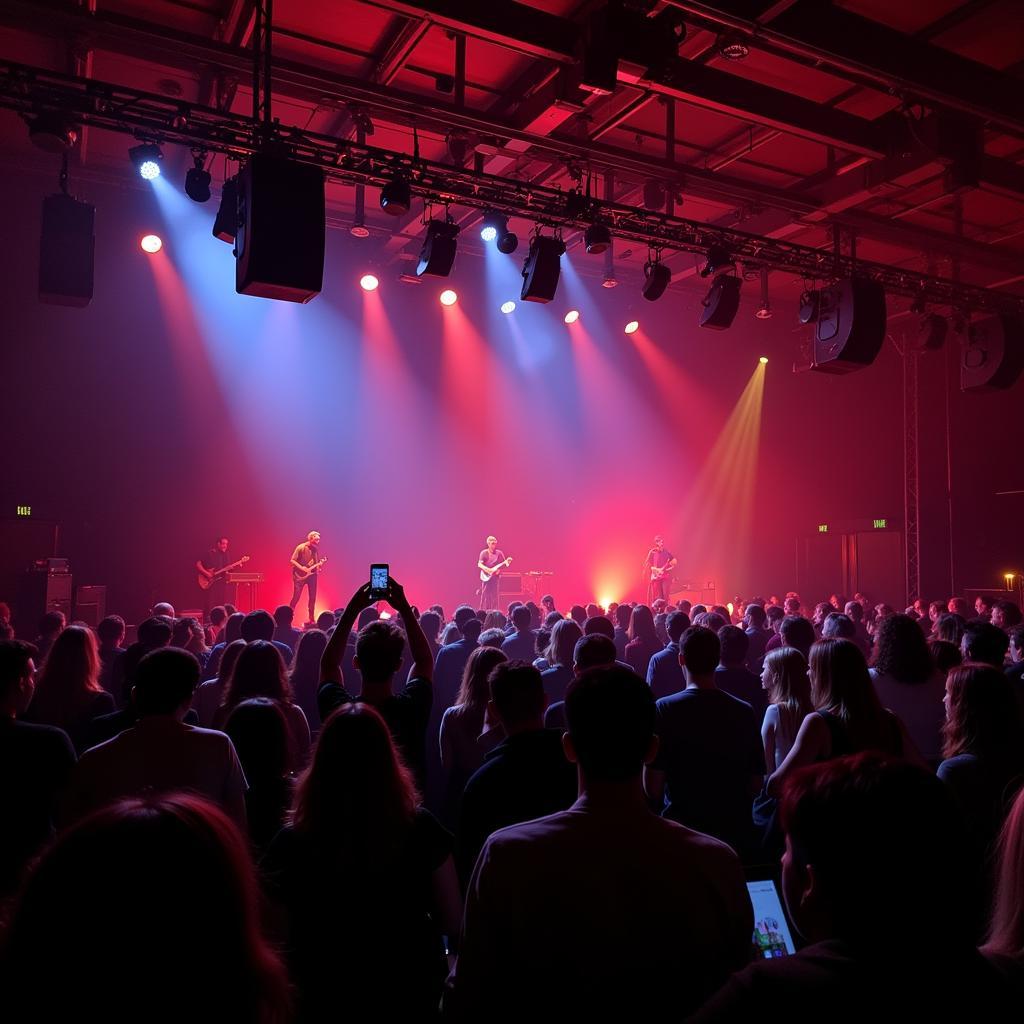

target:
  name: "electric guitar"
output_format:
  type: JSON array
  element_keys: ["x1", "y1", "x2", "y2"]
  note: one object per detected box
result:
[
  {"x1": 197, "y1": 555, "x2": 250, "y2": 591},
  {"x1": 293, "y1": 556, "x2": 328, "y2": 582},
  {"x1": 650, "y1": 563, "x2": 674, "y2": 582},
  {"x1": 479, "y1": 557, "x2": 513, "y2": 583}
]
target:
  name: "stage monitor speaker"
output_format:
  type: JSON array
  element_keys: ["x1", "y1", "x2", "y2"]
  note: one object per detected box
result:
[
  {"x1": 39, "y1": 193, "x2": 95, "y2": 307},
  {"x1": 498, "y1": 573, "x2": 524, "y2": 594},
  {"x1": 960, "y1": 314, "x2": 1024, "y2": 391},
  {"x1": 74, "y1": 585, "x2": 107, "y2": 626},
  {"x1": 699, "y1": 275, "x2": 741, "y2": 330},
  {"x1": 811, "y1": 278, "x2": 886, "y2": 374},
  {"x1": 18, "y1": 570, "x2": 72, "y2": 631},
  {"x1": 235, "y1": 154, "x2": 325, "y2": 303}
]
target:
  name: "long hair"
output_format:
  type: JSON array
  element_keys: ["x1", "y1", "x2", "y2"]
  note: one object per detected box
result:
[
  {"x1": 217, "y1": 638, "x2": 247, "y2": 685},
  {"x1": 627, "y1": 605, "x2": 658, "y2": 645},
  {"x1": 289, "y1": 629, "x2": 327, "y2": 686},
  {"x1": 942, "y1": 664, "x2": 1024, "y2": 773},
  {"x1": 30, "y1": 625, "x2": 102, "y2": 723},
  {"x1": 451, "y1": 646, "x2": 507, "y2": 732},
  {"x1": 222, "y1": 640, "x2": 292, "y2": 711},
  {"x1": 809, "y1": 638, "x2": 892, "y2": 752},
  {"x1": 871, "y1": 613, "x2": 934, "y2": 684},
  {"x1": 291, "y1": 703, "x2": 417, "y2": 863},
  {"x1": 983, "y1": 786, "x2": 1024, "y2": 961},
  {"x1": 762, "y1": 646, "x2": 812, "y2": 721},
  {"x1": 2, "y1": 794, "x2": 290, "y2": 1023},
  {"x1": 223, "y1": 612, "x2": 246, "y2": 645},
  {"x1": 482, "y1": 611, "x2": 506, "y2": 631},
  {"x1": 545, "y1": 618, "x2": 583, "y2": 670}
]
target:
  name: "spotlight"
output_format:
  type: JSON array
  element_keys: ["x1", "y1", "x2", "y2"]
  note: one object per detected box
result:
[
  {"x1": 497, "y1": 230, "x2": 519, "y2": 255},
  {"x1": 624, "y1": 320, "x2": 639, "y2": 335},
  {"x1": 482, "y1": 210, "x2": 518, "y2": 254},
  {"x1": 798, "y1": 289, "x2": 820, "y2": 324},
  {"x1": 350, "y1": 222, "x2": 370, "y2": 238},
  {"x1": 754, "y1": 266, "x2": 772, "y2": 319},
  {"x1": 140, "y1": 234, "x2": 162, "y2": 254},
  {"x1": 584, "y1": 223, "x2": 611, "y2": 255},
  {"x1": 759, "y1": 356, "x2": 768, "y2": 365},
  {"x1": 379, "y1": 177, "x2": 411, "y2": 216},
  {"x1": 440, "y1": 289, "x2": 458, "y2": 306},
  {"x1": 755, "y1": 303, "x2": 772, "y2": 320},
  {"x1": 129, "y1": 142, "x2": 163, "y2": 180},
  {"x1": 564, "y1": 309, "x2": 580, "y2": 324},
  {"x1": 717, "y1": 32, "x2": 750, "y2": 60},
  {"x1": 416, "y1": 219, "x2": 460, "y2": 277},
  {"x1": 27, "y1": 113, "x2": 78, "y2": 153},
  {"x1": 360, "y1": 273, "x2": 379, "y2": 291},
  {"x1": 481, "y1": 225, "x2": 497, "y2": 242},
  {"x1": 212, "y1": 176, "x2": 238, "y2": 243},
  {"x1": 700, "y1": 275, "x2": 741, "y2": 331},
  {"x1": 700, "y1": 245, "x2": 733, "y2": 278},
  {"x1": 642, "y1": 260, "x2": 671, "y2": 302},
  {"x1": 184, "y1": 153, "x2": 211, "y2": 203},
  {"x1": 602, "y1": 272, "x2": 618, "y2": 289},
  {"x1": 521, "y1": 235, "x2": 565, "y2": 303},
  {"x1": 500, "y1": 300, "x2": 516, "y2": 314}
]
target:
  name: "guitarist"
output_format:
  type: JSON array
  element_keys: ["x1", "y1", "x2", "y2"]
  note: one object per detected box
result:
[
  {"x1": 478, "y1": 535, "x2": 511, "y2": 610},
  {"x1": 196, "y1": 536, "x2": 233, "y2": 616},
  {"x1": 642, "y1": 535, "x2": 677, "y2": 604},
  {"x1": 289, "y1": 530, "x2": 324, "y2": 625}
]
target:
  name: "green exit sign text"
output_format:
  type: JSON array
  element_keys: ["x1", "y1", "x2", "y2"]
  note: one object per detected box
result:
[
  {"x1": 873, "y1": 518, "x2": 887, "y2": 529},
  {"x1": 16, "y1": 505, "x2": 31, "y2": 517},
  {"x1": 817, "y1": 524, "x2": 829, "y2": 533}
]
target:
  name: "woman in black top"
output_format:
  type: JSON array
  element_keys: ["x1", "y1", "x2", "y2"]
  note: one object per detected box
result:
[{"x1": 262, "y1": 702, "x2": 462, "y2": 1022}]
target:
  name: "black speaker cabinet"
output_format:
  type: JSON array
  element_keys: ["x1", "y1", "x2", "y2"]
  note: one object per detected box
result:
[
  {"x1": 961, "y1": 315, "x2": 1024, "y2": 391},
  {"x1": 18, "y1": 570, "x2": 72, "y2": 630},
  {"x1": 812, "y1": 278, "x2": 886, "y2": 373},
  {"x1": 235, "y1": 155, "x2": 325, "y2": 303},
  {"x1": 74, "y1": 585, "x2": 107, "y2": 626},
  {"x1": 699, "y1": 275, "x2": 741, "y2": 331},
  {"x1": 39, "y1": 193, "x2": 95, "y2": 307}
]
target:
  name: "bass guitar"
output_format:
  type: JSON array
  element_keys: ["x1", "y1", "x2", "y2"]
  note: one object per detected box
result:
[
  {"x1": 198, "y1": 555, "x2": 251, "y2": 591},
  {"x1": 293, "y1": 556, "x2": 329, "y2": 582},
  {"x1": 480, "y1": 556, "x2": 513, "y2": 583}
]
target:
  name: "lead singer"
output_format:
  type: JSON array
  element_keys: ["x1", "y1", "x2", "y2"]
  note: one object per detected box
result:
[{"x1": 477, "y1": 535, "x2": 509, "y2": 610}]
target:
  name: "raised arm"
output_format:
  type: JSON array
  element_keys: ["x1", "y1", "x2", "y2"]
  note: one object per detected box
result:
[
  {"x1": 320, "y1": 582, "x2": 373, "y2": 685},
  {"x1": 390, "y1": 576, "x2": 433, "y2": 681}
]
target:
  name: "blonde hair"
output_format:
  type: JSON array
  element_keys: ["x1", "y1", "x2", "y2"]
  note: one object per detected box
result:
[{"x1": 762, "y1": 646, "x2": 812, "y2": 719}]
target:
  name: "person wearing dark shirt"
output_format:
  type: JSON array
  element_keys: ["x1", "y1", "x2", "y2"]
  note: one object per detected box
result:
[
  {"x1": 95, "y1": 615, "x2": 126, "y2": 696},
  {"x1": 501, "y1": 605, "x2": 537, "y2": 663},
  {"x1": 112, "y1": 615, "x2": 173, "y2": 707},
  {"x1": 477, "y1": 535, "x2": 509, "y2": 611},
  {"x1": 240, "y1": 609, "x2": 294, "y2": 665},
  {"x1": 195, "y1": 535, "x2": 233, "y2": 616},
  {"x1": 642, "y1": 535, "x2": 677, "y2": 604},
  {"x1": 289, "y1": 530, "x2": 323, "y2": 625},
  {"x1": 545, "y1": 634, "x2": 622, "y2": 731},
  {"x1": 613, "y1": 603, "x2": 631, "y2": 661},
  {"x1": 716, "y1": 625, "x2": 768, "y2": 725},
  {"x1": 743, "y1": 604, "x2": 770, "y2": 673},
  {"x1": 458, "y1": 662, "x2": 578, "y2": 882},
  {"x1": 646, "y1": 626, "x2": 765, "y2": 860},
  {"x1": 647, "y1": 610, "x2": 690, "y2": 699},
  {"x1": 272, "y1": 605, "x2": 302, "y2": 652},
  {"x1": 318, "y1": 574, "x2": 434, "y2": 788},
  {"x1": 0, "y1": 640, "x2": 76, "y2": 896},
  {"x1": 539, "y1": 618, "x2": 583, "y2": 704}
]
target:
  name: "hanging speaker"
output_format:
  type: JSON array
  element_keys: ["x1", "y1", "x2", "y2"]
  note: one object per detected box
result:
[
  {"x1": 915, "y1": 312, "x2": 948, "y2": 352},
  {"x1": 39, "y1": 193, "x2": 94, "y2": 307},
  {"x1": 960, "y1": 314, "x2": 1024, "y2": 391},
  {"x1": 811, "y1": 278, "x2": 886, "y2": 374},
  {"x1": 699, "y1": 275, "x2": 741, "y2": 330}
]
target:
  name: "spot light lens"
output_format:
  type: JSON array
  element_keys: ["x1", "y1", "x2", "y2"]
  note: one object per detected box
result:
[
  {"x1": 481, "y1": 226, "x2": 497, "y2": 242},
  {"x1": 624, "y1": 320, "x2": 639, "y2": 335},
  {"x1": 140, "y1": 234, "x2": 162, "y2": 254},
  {"x1": 360, "y1": 274, "x2": 379, "y2": 291},
  {"x1": 139, "y1": 159, "x2": 161, "y2": 181},
  {"x1": 564, "y1": 309, "x2": 580, "y2": 324},
  {"x1": 759, "y1": 356, "x2": 768, "y2": 365},
  {"x1": 440, "y1": 289, "x2": 458, "y2": 306},
  {"x1": 500, "y1": 300, "x2": 516, "y2": 314}
]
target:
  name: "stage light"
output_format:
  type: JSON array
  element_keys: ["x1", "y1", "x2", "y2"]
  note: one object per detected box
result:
[
  {"x1": 754, "y1": 266, "x2": 772, "y2": 319},
  {"x1": 643, "y1": 179, "x2": 666, "y2": 212},
  {"x1": 184, "y1": 152, "x2": 212, "y2": 203},
  {"x1": 521, "y1": 234, "x2": 565, "y2": 303},
  {"x1": 360, "y1": 273, "x2": 379, "y2": 291},
  {"x1": 755, "y1": 303, "x2": 772, "y2": 320},
  {"x1": 700, "y1": 275, "x2": 741, "y2": 331},
  {"x1": 481, "y1": 210, "x2": 518, "y2": 254},
  {"x1": 129, "y1": 142, "x2": 163, "y2": 180},
  {"x1": 759, "y1": 356, "x2": 768, "y2": 365},
  {"x1": 564, "y1": 309, "x2": 580, "y2": 324},
  {"x1": 642, "y1": 259, "x2": 671, "y2": 301},
  {"x1": 212, "y1": 176, "x2": 238, "y2": 243},
  {"x1": 440, "y1": 289, "x2": 458, "y2": 306},
  {"x1": 417, "y1": 219, "x2": 460, "y2": 277},
  {"x1": 140, "y1": 234, "x2": 162, "y2": 253},
  {"x1": 584, "y1": 223, "x2": 611, "y2": 255},
  {"x1": 379, "y1": 177, "x2": 411, "y2": 216},
  {"x1": 481, "y1": 225, "x2": 497, "y2": 242},
  {"x1": 700, "y1": 245, "x2": 733, "y2": 278},
  {"x1": 500, "y1": 300, "x2": 516, "y2": 314},
  {"x1": 27, "y1": 113, "x2": 78, "y2": 153},
  {"x1": 624, "y1": 319, "x2": 639, "y2": 334},
  {"x1": 718, "y1": 32, "x2": 750, "y2": 60}
]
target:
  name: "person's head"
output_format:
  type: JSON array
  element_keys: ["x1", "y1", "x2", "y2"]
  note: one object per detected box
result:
[
  {"x1": 293, "y1": 703, "x2": 417, "y2": 848},
  {"x1": 569, "y1": 605, "x2": 587, "y2": 627},
  {"x1": 133, "y1": 647, "x2": 201, "y2": 716},
  {"x1": 354, "y1": 620, "x2": 406, "y2": 683},
  {"x1": 653, "y1": 534, "x2": 664, "y2": 552},
  {"x1": 584, "y1": 603, "x2": 600, "y2": 620},
  {"x1": 461, "y1": 617, "x2": 483, "y2": 644},
  {"x1": 766, "y1": 605, "x2": 785, "y2": 631},
  {"x1": 454, "y1": 605, "x2": 476, "y2": 630},
  {"x1": 210, "y1": 606, "x2": 228, "y2": 629},
  {"x1": 0, "y1": 639, "x2": 39, "y2": 714},
  {"x1": 273, "y1": 605, "x2": 294, "y2": 628},
  {"x1": 456, "y1": 645, "x2": 508, "y2": 716},
  {"x1": 307, "y1": 530, "x2": 321, "y2": 546},
  {"x1": 1010, "y1": 624, "x2": 1024, "y2": 663},
  {"x1": 991, "y1": 599, "x2": 1022, "y2": 631},
  {"x1": 2, "y1": 793, "x2": 290, "y2": 1021},
  {"x1": 564, "y1": 666, "x2": 656, "y2": 784},
  {"x1": 240, "y1": 610, "x2": 275, "y2": 643},
  {"x1": 545, "y1": 618, "x2": 584, "y2": 670},
  {"x1": 677, "y1": 599, "x2": 692, "y2": 615},
  {"x1": 96, "y1": 614, "x2": 126, "y2": 649},
  {"x1": 486, "y1": 535, "x2": 497, "y2": 553},
  {"x1": 488, "y1": 661, "x2": 546, "y2": 732},
  {"x1": 717, "y1": 624, "x2": 749, "y2": 668},
  {"x1": 225, "y1": 697, "x2": 289, "y2": 784},
  {"x1": 821, "y1": 612, "x2": 855, "y2": 641},
  {"x1": 511, "y1": 605, "x2": 532, "y2": 632},
  {"x1": 658, "y1": 610, "x2": 688, "y2": 644},
  {"x1": 544, "y1": 610, "x2": 564, "y2": 629},
  {"x1": 526, "y1": 601, "x2": 541, "y2": 629},
  {"x1": 541, "y1": 594, "x2": 555, "y2": 613},
  {"x1": 356, "y1": 606, "x2": 380, "y2": 631},
  {"x1": 34, "y1": 625, "x2": 101, "y2": 707},
  {"x1": 573, "y1": 634, "x2": 617, "y2": 673},
  {"x1": 961, "y1": 620, "x2": 1010, "y2": 667},
  {"x1": 222, "y1": 611, "x2": 245, "y2": 645},
  {"x1": 744, "y1": 603, "x2": 767, "y2": 629},
  {"x1": 627, "y1": 605, "x2": 657, "y2": 644},
  {"x1": 807, "y1": 638, "x2": 885, "y2": 735},
  {"x1": 780, "y1": 753, "x2": 972, "y2": 948},
  {"x1": 315, "y1": 610, "x2": 336, "y2": 632},
  {"x1": 223, "y1": 640, "x2": 290, "y2": 710},
  {"x1": 171, "y1": 616, "x2": 204, "y2": 650},
  {"x1": 289, "y1": 629, "x2": 328, "y2": 681},
  {"x1": 419, "y1": 611, "x2": 442, "y2": 645},
  {"x1": 761, "y1": 647, "x2": 811, "y2": 714},
  {"x1": 812, "y1": 602, "x2": 833, "y2": 628},
  {"x1": 779, "y1": 615, "x2": 816, "y2": 659},
  {"x1": 984, "y1": 786, "x2": 1024, "y2": 961},
  {"x1": 928, "y1": 639, "x2": 962, "y2": 675},
  {"x1": 218, "y1": 639, "x2": 247, "y2": 687},
  {"x1": 215, "y1": 536, "x2": 230, "y2": 552},
  {"x1": 478, "y1": 627, "x2": 506, "y2": 649},
  {"x1": 948, "y1": 596, "x2": 970, "y2": 617},
  {"x1": 224, "y1": 603, "x2": 237, "y2": 615},
  {"x1": 614, "y1": 603, "x2": 632, "y2": 629},
  {"x1": 942, "y1": 663, "x2": 1024, "y2": 766},
  {"x1": 842, "y1": 600, "x2": 863, "y2": 624},
  {"x1": 702, "y1": 611, "x2": 728, "y2": 632},
  {"x1": 152, "y1": 602, "x2": 175, "y2": 620},
  {"x1": 39, "y1": 609, "x2": 66, "y2": 637},
  {"x1": 975, "y1": 594, "x2": 994, "y2": 618},
  {"x1": 534, "y1": 628, "x2": 551, "y2": 658},
  {"x1": 870, "y1": 612, "x2": 934, "y2": 683},
  {"x1": 679, "y1": 626, "x2": 720, "y2": 681},
  {"x1": 935, "y1": 612, "x2": 967, "y2": 645},
  {"x1": 783, "y1": 596, "x2": 801, "y2": 616}
]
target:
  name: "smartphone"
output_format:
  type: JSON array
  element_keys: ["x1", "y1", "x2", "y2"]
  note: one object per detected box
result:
[{"x1": 370, "y1": 563, "x2": 390, "y2": 601}]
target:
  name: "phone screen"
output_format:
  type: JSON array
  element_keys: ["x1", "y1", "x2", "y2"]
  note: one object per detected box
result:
[{"x1": 370, "y1": 564, "x2": 389, "y2": 599}]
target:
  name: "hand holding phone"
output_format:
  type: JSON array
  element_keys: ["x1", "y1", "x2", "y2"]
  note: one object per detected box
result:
[{"x1": 369, "y1": 563, "x2": 389, "y2": 601}]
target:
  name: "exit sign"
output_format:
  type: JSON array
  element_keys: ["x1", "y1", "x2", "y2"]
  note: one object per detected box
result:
[
  {"x1": 16, "y1": 505, "x2": 31, "y2": 517},
  {"x1": 817, "y1": 524, "x2": 829, "y2": 533},
  {"x1": 873, "y1": 518, "x2": 887, "y2": 529}
]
